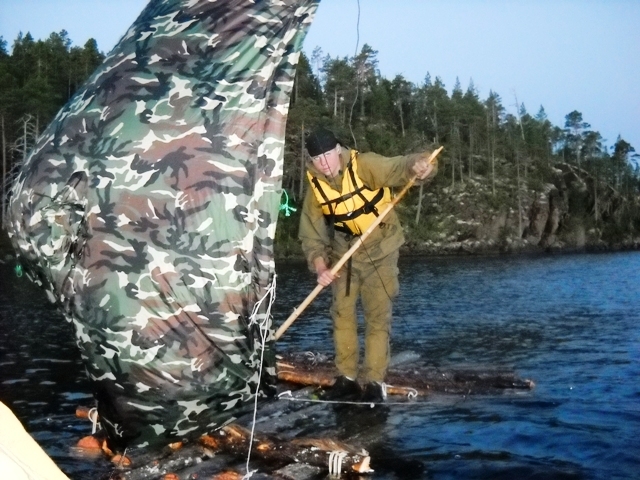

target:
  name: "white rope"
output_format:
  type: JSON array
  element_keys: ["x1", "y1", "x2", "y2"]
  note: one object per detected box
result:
[
  {"x1": 328, "y1": 450, "x2": 348, "y2": 476},
  {"x1": 380, "y1": 383, "x2": 419, "y2": 399},
  {"x1": 304, "y1": 351, "x2": 324, "y2": 365},
  {"x1": 277, "y1": 390, "x2": 412, "y2": 406},
  {"x1": 108, "y1": 447, "x2": 128, "y2": 480},
  {"x1": 243, "y1": 275, "x2": 278, "y2": 480},
  {"x1": 88, "y1": 407, "x2": 100, "y2": 435}
]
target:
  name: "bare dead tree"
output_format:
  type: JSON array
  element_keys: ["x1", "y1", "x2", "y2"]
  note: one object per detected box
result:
[
  {"x1": 1, "y1": 114, "x2": 6, "y2": 226},
  {"x1": 3, "y1": 114, "x2": 37, "y2": 228},
  {"x1": 298, "y1": 122, "x2": 305, "y2": 199},
  {"x1": 513, "y1": 94, "x2": 526, "y2": 237}
]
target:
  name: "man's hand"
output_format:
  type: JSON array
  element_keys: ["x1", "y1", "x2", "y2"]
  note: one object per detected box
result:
[
  {"x1": 412, "y1": 153, "x2": 437, "y2": 180},
  {"x1": 313, "y1": 257, "x2": 338, "y2": 287}
]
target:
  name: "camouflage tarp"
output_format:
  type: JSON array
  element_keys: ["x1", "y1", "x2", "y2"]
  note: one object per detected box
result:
[{"x1": 8, "y1": 0, "x2": 318, "y2": 450}]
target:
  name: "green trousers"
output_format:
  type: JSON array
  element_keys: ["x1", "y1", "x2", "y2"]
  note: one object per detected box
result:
[{"x1": 330, "y1": 249, "x2": 400, "y2": 383}]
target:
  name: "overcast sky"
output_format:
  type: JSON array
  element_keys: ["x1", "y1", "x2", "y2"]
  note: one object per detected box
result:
[{"x1": 1, "y1": 0, "x2": 638, "y2": 152}]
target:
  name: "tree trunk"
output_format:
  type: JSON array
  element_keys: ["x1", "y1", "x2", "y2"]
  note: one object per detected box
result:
[
  {"x1": 415, "y1": 183, "x2": 424, "y2": 225},
  {"x1": 454, "y1": 123, "x2": 463, "y2": 186},
  {"x1": 516, "y1": 151, "x2": 522, "y2": 237},
  {"x1": 431, "y1": 100, "x2": 439, "y2": 144},
  {"x1": 397, "y1": 99, "x2": 405, "y2": 138},
  {"x1": 298, "y1": 123, "x2": 305, "y2": 199},
  {"x1": 451, "y1": 155, "x2": 455, "y2": 188},
  {"x1": 22, "y1": 117, "x2": 29, "y2": 164},
  {"x1": 469, "y1": 125, "x2": 474, "y2": 179},
  {"x1": 458, "y1": 131, "x2": 464, "y2": 185},
  {"x1": 415, "y1": 133, "x2": 427, "y2": 225},
  {"x1": 490, "y1": 105, "x2": 496, "y2": 196},
  {"x1": 1, "y1": 114, "x2": 6, "y2": 227},
  {"x1": 594, "y1": 170, "x2": 599, "y2": 223},
  {"x1": 514, "y1": 95, "x2": 525, "y2": 238},
  {"x1": 576, "y1": 138, "x2": 582, "y2": 169},
  {"x1": 491, "y1": 139, "x2": 496, "y2": 196}
]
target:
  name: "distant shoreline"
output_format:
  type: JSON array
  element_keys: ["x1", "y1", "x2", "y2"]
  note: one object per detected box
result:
[
  {"x1": 274, "y1": 238, "x2": 640, "y2": 264},
  {"x1": 3, "y1": 230, "x2": 638, "y2": 271}
]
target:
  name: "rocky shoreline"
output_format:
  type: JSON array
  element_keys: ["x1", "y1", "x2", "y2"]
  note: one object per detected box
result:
[
  {"x1": 400, "y1": 237, "x2": 640, "y2": 257},
  {"x1": 273, "y1": 237, "x2": 640, "y2": 264}
]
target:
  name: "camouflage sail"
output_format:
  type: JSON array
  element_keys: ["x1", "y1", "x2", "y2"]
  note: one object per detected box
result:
[{"x1": 8, "y1": 0, "x2": 319, "y2": 450}]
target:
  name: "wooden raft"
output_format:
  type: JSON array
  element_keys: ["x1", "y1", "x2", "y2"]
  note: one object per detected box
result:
[
  {"x1": 74, "y1": 352, "x2": 534, "y2": 478},
  {"x1": 276, "y1": 351, "x2": 535, "y2": 397}
]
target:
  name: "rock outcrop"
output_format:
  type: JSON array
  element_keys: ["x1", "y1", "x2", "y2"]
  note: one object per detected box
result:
[{"x1": 404, "y1": 162, "x2": 640, "y2": 256}]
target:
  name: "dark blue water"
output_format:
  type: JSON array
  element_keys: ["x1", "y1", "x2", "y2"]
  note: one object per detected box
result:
[{"x1": 1, "y1": 251, "x2": 639, "y2": 479}]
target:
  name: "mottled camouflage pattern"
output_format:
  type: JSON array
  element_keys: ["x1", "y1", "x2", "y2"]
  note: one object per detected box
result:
[{"x1": 8, "y1": 0, "x2": 318, "y2": 450}]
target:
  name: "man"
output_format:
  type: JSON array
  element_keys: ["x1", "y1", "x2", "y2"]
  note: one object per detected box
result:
[{"x1": 299, "y1": 127, "x2": 437, "y2": 402}]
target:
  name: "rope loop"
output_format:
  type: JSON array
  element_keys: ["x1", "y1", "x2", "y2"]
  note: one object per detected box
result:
[
  {"x1": 279, "y1": 190, "x2": 297, "y2": 217},
  {"x1": 406, "y1": 387, "x2": 419, "y2": 399},
  {"x1": 328, "y1": 450, "x2": 348, "y2": 476},
  {"x1": 244, "y1": 276, "x2": 278, "y2": 475},
  {"x1": 88, "y1": 407, "x2": 100, "y2": 434}
]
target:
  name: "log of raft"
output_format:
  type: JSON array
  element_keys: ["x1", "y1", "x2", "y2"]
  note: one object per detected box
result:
[
  {"x1": 201, "y1": 424, "x2": 372, "y2": 474},
  {"x1": 276, "y1": 351, "x2": 535, "y2": 396},
  {"x1": 76, "y1": 410, "x2": 372, "y2": 479}
]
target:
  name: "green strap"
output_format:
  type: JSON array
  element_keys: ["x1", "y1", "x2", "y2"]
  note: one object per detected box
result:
[{"x1": 15, "y1": 264, "x2": 23, "y2": 277}]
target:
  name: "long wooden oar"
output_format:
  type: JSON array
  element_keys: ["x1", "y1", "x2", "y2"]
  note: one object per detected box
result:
[{"x1": 274, "y1": 146, "x2": 443, "y2": 340}]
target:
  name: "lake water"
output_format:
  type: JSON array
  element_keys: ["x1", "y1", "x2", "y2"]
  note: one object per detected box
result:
[{"x1": 1, "y1": 251, "x2": 639, "y2": 479}]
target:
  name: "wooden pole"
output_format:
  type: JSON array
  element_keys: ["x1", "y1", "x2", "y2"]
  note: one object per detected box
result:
[{"x1": 274, "y1": 146, "x2": 443, "y2": 341}]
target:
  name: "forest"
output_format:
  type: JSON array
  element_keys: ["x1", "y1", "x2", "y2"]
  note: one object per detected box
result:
[
  {"x1": 0, "y1": 32, "x2": 638, "y2": 257},
  {"x1": 0, "y1": 31, "x2": 104, "y2": 225}
]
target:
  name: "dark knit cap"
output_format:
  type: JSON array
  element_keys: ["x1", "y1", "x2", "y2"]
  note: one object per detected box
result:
[{"x1": 305, "y1": 127, "x2": 338, "y2": 157}]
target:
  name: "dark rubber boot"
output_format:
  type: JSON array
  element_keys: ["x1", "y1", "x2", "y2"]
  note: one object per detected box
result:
[
  {"x1": 361, "y1": 381, "x2": 387, "y2": 403},
  {"x1": 321, "y1": 376, "x2": 361, "y2": 400}
]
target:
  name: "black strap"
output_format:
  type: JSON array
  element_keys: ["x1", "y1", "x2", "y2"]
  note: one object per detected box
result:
[
  {"x1": 347, "y1": 164, "x2": 381, "y2": 217},
  {"x1": 311, "y1": 176, "x2": 332, "y2": 205},
  {"x1": 313, "y1": 162, "x2": 371, "y2": 209},
  {"x1": 311, "y1": 164, "x2": 386, "y2": 236},
  {"x1": 312, "y1": 176, "x2": 336, "y2": 239},
  {"x1": 331, "y1": 188, "x2": 384, "y2": 223}
]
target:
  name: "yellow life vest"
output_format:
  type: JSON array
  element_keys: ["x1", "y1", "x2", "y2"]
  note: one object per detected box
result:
[{"x1": 307, "y1": 150, "x2": 392, "y2": 236}]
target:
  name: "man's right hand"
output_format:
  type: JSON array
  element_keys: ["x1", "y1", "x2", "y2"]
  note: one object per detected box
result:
[
  {"x1": 412, "y1": 153, "x2": 437, "y2": 180},
  {"x1": 314, "y1": 257, "x2": 338, "y2": 286}
]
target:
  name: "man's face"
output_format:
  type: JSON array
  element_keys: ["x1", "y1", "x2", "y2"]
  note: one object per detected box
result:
[{"x1": 310, "y1": 145, "x2": 341, "y2": 178}]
